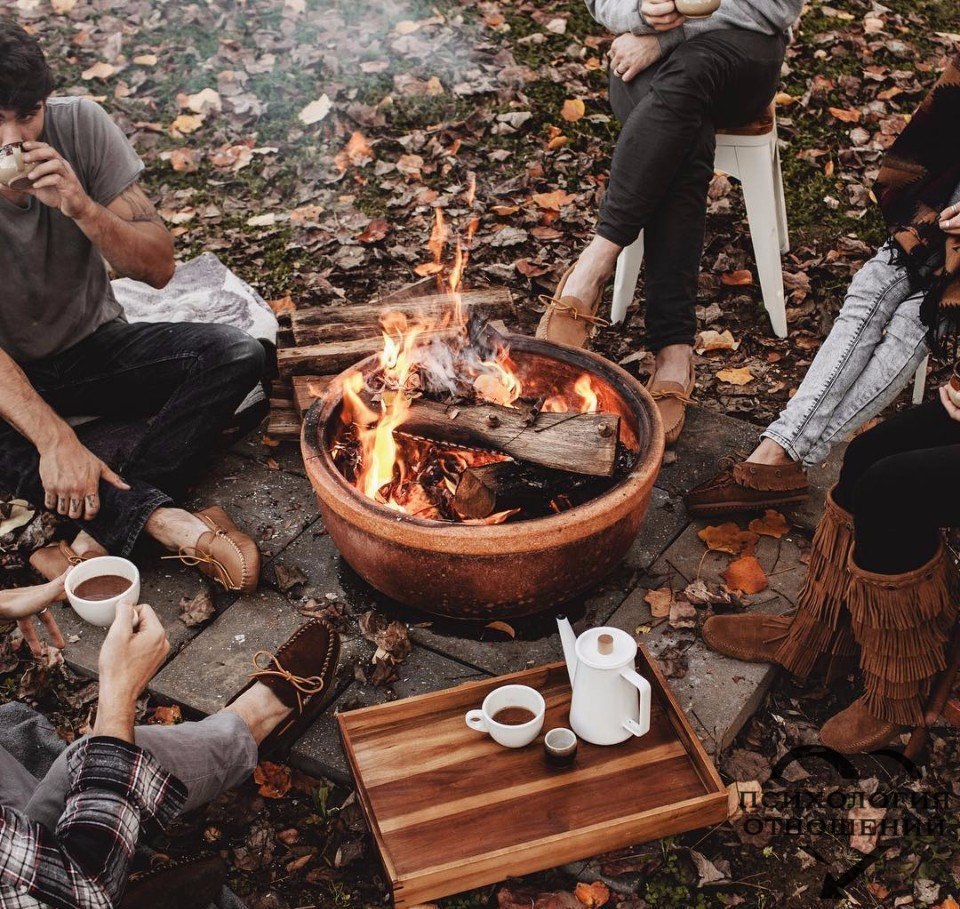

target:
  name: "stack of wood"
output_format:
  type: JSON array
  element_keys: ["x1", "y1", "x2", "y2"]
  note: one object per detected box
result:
[{"x1": 266, "y1": 279, "x2": 517, "y2": 441}]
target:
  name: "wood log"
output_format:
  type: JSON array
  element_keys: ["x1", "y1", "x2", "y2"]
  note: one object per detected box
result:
[
  {"x1": 292, "y1": 375, "x2": 334, "y2": 415},
  {"x1": 277, "y1": 337, "x2": 383, "y2": 377},
  {"x1": 266, "y1": 403, "x2": 301, "y2": 442},
  {"x1": 400, "y1": 400, "x2": 620, "y2": 477},
  {"x1": 453, "y1": 462, "x2": 552, "y2": 519}
]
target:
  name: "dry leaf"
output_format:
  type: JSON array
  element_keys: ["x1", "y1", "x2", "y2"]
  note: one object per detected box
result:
[
  {"x1": 82, "y1": 61, "x2": 116, "y2": 81},
  {"x1": 720, "y1": 269, "x2": 753, "y2": 286},
  {"x1": 531, "y1": 189, "x2": 576, "y2": 211},
  {"x1": 253, "y1": 761, "x2": 292, "y2": 799},
  {"x1": 695, "y1": 329, "x2": 739, "y2": 353},
  {"x1": 829, "y1": 106, "x2": 861, "y2": 123},
  {"x1": 169, "y1": 114, "x2": 205, "y2": 136},
  {"x1": 644, "y1": 587, "x2": 673, "y2": 618},
  {"x1": 358, "y1": 218, "x2": 390, "y2": 243},
  {"x1": 722, "y1": 555, "x2": 768, "y2": 595},
  {"x1": 168, "y1": 148, "x2": 202, "y2": 173},
  {"x1": 748, "y1": 510, "x2": 790, "y2": 539},
  {"x1": 51, "y1": 0, "x2": 76, "y2": 13},
  {"x1": 486, "y1": 620, "x2": 516, "y2": 638},
  {"x1": 150, "y1": 705, "x2": 182, "y2": 725},
  {"x1": 848, "y1": 803, "x2": 886, "y2": 854},
  {"x1": 574, "y1": 882, "x2": 610, "y2": 908},
  {"x1": 335, "y1": 131, "x2": 374, "y2": 172},
  {"x1": 669, "y1": 598, "x2": 697, "y2": 629},
  {"x1": 698, "y1": 523, "x2": 758, "y2": 556},
  {"x1": 268, "y1": 294, "x2": 295, "y2": 316},
  {"x1": 133, "y1": 54, "x2": 158, "y2": 66},
  {"x1": 178, "y1": 589, "x2": 215, "y2": 627},
  {"x1": 274, "y1": 563, "x2": 308, "y2": 591},
  {"x1": 299, "y1": 94, "x2": 332, "y2": 125},
  {"x1": 186, "y1": 87, "x2": 221, "y2": 114},
  {"x1": 716, "y1": 366, "x2": 754, "y2": 386},
  {"x1": 561, "y1": 98, "x2": 585, "y2": 122},
  {"x1": 492, "y1": 204, "x2": 520, "y2": 216}
]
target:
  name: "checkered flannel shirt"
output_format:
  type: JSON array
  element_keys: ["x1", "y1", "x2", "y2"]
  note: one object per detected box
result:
[{"x1": 0, "y1": 737, "x2": 186, "y2": 909}]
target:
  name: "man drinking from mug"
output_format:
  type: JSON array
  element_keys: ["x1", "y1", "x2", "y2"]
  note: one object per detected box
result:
[
  {"x1": 0, "y1": 20, "x2": 264, "y2": 604},
  {"x1": 537, "y1": 0, "x2": 802, "y2": 446}
]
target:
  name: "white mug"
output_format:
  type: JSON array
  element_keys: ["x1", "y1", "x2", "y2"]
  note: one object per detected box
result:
[
  {"x1": 0, "y1": 142, "x2": 28, "y2": 188},
  {"x1": 65, "y1": 556, "x2": 141, "y2": 628},
  {"x1": 465, "y1": 684, "x2": 545, "y2": 748}
]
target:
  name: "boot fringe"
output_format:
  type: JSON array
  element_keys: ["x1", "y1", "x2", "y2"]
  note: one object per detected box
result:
[{"x1": 861, "y1": 688, "x2": 925, "y2": 727}]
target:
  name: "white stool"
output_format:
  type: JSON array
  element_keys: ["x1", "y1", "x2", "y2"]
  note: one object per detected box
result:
[
  {"x1": 611, "y1": 104, "x2": 790, "y2": 338},
  {"x1": 913, "y1": 354, "x2": 930, "y2": 405}
]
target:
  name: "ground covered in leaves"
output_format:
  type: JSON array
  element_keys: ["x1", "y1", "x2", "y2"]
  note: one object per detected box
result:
[{"x1": 2, "y1": 0, "x2": 960, "y2": 906}]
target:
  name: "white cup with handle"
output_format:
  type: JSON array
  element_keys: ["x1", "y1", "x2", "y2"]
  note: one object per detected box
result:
[
  {"x1": 465, "y1": 684, "x2": 545, "y2": 748},
  {"x1": 65, "y1": 556, "x2": 140, "y2": 628}
]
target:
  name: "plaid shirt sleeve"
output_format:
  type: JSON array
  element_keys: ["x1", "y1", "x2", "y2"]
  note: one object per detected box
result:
[{"x1": 0, "y1": 736, "x2": 186, "y2": 909}]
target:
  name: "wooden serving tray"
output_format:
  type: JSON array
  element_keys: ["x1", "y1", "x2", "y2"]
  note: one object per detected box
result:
[{"x1": 338, "y1": 647, "x2": 728, "y2": 907}]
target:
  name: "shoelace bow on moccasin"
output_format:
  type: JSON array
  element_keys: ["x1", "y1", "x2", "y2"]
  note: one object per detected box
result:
[
  {"x1": 161, "y1": 539, "x2": 237, "y2": 590},
  {"x1": 535, "y1": 294, "x2": 610, "y2": 328},
  {"x1": 251, "y1": 650, "x2": 326, "y2": 714}
]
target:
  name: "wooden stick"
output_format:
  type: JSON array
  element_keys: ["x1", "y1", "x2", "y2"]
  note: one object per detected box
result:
[
  {"x1": 400, "y1": 400, "x2": 620, "y2": 477},
  {"x1": 453, "y1": 462, "x2": 552, "y2": 519},
  {"x1": 292, "y1": 375, "x2": 334, "y2": 415}
]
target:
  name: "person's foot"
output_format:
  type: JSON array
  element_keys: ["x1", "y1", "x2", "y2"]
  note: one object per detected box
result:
[
  {"x1": 29, "y1": 534, "x2": 108, "y2": 587},
  {"x1": 684, "y1": 456, "x2": 808, "y2": 517},
  {"x1": 161, "y1": 506, "x2": 261, "y2": 594},
  {"x1": 121, "y1": 854, "x2": 227, "y2": 909},
  {"x1": 535, "y1": 264, "x2": 607, "y2": 348},
  {"x1": 702, "y1": 612, "x2": 793, "y2": 663},
  {"x1": 226, "y1": 618, "x2": 341, "y2": 759},
  {"x1": 819, "y1": 697, "x2": 905, "y2": 753},
  {"x1": 647, "y1": 345, "x2": 695, "y2": 446}
]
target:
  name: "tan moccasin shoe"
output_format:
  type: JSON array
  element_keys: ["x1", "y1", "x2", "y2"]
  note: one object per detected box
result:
[
  {"x1": 166, "y1": 505, "x2": 261, "y2": 594},
  {"x1": 647, "y1": 359, "x2": 695, "y2": 446},
  {"x1": 535, "y1": 265, "x2": 608, "y2": 348}
]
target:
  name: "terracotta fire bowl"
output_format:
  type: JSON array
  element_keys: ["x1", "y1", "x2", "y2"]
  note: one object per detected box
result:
[{"x1": 301, "y1": 335, "x2": 665, "y2": 620}]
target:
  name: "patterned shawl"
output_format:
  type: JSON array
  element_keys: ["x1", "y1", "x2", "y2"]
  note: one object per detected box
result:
[{"x1": 873, "y1": 51, "x2": 960, "y2": 349}]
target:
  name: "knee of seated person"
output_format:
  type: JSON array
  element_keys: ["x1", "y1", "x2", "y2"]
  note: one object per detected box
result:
[
  {"x1": 852, "y1": 457, "x2": 911, "y2": 520},
  {"x1": 199, "y1": 325, "x2": 265, "y2": 375},
  {"x1": 839, "y1": 429, "x2": 887, "y2": 489}
]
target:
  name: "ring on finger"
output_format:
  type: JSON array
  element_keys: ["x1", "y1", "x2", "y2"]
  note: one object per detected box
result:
[{"x1": 38, "y1": 608, "x2": 48, "y2": 616}]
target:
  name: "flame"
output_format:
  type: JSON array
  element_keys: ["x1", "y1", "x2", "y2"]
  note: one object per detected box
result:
[{"x1": 541, "y1": 373, "x2": 601, "y2": 414}]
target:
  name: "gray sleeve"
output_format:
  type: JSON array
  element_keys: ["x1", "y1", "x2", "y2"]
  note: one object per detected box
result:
[
  {"x1": 584, "y1": 0, "x2": 657, "y2": 34},
  {"x1": 746, "y1": 0, "x2": 804, "y2": 32},
  {"x1": 74, "y1": 99, "x2": 144, "y2": 207}
]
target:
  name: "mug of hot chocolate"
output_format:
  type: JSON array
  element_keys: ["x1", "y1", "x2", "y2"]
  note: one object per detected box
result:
[
  {"x1": 465, "y1": 684, "x2": 545, "y2": 748},
  {"x1": 674, "y1": 0, "x2": 722, "y2": 18},
  {"x1": 65, "y1": 556, "x2": 141, "y2": 627},
  {"x1": 0, "y1": 142, "x2": 30, "y2": 190}
]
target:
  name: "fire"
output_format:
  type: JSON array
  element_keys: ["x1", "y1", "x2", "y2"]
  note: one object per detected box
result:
[{"x1": 542, "y1": 373, "x2": 601, "y2": 414}]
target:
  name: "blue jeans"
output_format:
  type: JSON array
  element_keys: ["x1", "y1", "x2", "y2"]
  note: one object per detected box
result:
[
  {"x1": 763, "y1": 240, "x2": 930, "y2": 468},
  {"x1": 0, "y1": 320, "x2": 266, "y2": 555}
]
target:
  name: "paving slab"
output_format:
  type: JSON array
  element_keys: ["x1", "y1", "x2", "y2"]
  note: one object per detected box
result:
[
  {"x1": 291, "y1": 646, "x2": 489, "y2": 782},
  {"x1": 260, "y1": 520, "x2": 345, "y2": 600}
]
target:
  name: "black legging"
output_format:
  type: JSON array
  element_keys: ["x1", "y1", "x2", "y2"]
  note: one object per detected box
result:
[{"x1": 834, "y1": 399, "x2": 960, "y2": 574}]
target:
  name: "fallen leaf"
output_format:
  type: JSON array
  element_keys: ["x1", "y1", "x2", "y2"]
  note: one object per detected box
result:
[
  {"x1": 186, "y1": 87, "x2": 221, "y2": 114},
  {"x1": 491, "y1": 204, "x2": 520, "y2": 216},
  {"x1": 716, "y1": 366, "x2": 754, "y2": 386},
  {"x1": 829, "y1": 106, "x2": 861, "y2": 123},
  {"x1": 274, "y1": 563, "x2": 308, "y2": 591},
  {"x1": 253, "y1": 761, "x2": 292, "y2": 799},
  {"x1": 748, "y1": 510, "x2": 790, "y2": 539},
  {"x1": 849, "y1": 803, "x2": 886, "y2": 854},
  {"x1": 132, "y1": 54, "x2": 157, "y2": 66},
  {"x1": 299, "y1": 94, "x2": 332, "y2": 125},
  {"x1": 720, "y1": 269, "x2": 753, "y2": 286},
  {"x1": 247, "y1": 212, "x2": 277, "y2": 227},
  {"x1": 669, "y1": 598, "x2": 697, "y2": 629},
  {"x1": 644, "y1": 587, "x2": 673, "y2": 618},
  {"x1": 167, "y1": 147, "x2": 202, "y2": 173},
  {"x1": 150, "y1": 705, "x2": 182, "y2": 725},
  {"x1": 169, "y1": 113, "x2": 205, "y2": 136},
  {"x1": 689, "y1": 850, "x2": 729, "y2": 886},
  {"x1": 531, "y1": 189, "x2": 576, "y2": 211},
  {"x1": 335, "y1": 131, "x2": 374, "y2": 172},
  {"x1": 486, "y1": 620, "x2": 516, "y2": 638},
  {"x1": 82, "y1": 61, "x2": 115, "y2": 81},
  {"x1": 178, "y1": 589, "x2": 215, "y2": 627},
  {"x1": 267, "y1": 294, "x2": 295, "y2": 316},
  {"x1": 561, "y1": 98, "x2": 585, "y2": 122},
  {"x1": 574, "y1": 882, "x2": 610, "y2": 908},
  {"x1": 695, "y1": 329, "x2": 739, "y2": 353},
  {"x1": 358, "y1": 218, "x2": 390, "y2": 243},
  {"x1": 51, "y1": 0, "x2": 76, "y2": 13},
  {"x1": 722, "y1": 556, "x2": 768, "y2": 595},
  {"x1": 698, "y1": 523, "x2": 758, "y2": 556}
]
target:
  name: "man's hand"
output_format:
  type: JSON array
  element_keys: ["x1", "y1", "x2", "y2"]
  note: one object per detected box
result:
[
  {"x1": 2, "y1": 574, "x2": 68, "y2": 657},
  {"x1": 20, "y1": 141, "x2": 94, "y2": 221},
  {"x1": 610, "y1": 33, "x2": 663, "y2": 82},
  {"x1": 94, "y1": 603, "x2": 169, "y2": 742},
  {"x1": 640, "y1": 0, "x2": 685, "y2": 31},
  {"x1": 38, "y1": 430, "x2": 130, "y2": 521},
  {"x1": 939, "y1": 201, "x2": 960, "y2": 236}
]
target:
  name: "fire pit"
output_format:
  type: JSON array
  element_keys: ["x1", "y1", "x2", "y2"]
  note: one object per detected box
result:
[{"x1": 302, "y1": 333, "x2": 664, "y2": 619}]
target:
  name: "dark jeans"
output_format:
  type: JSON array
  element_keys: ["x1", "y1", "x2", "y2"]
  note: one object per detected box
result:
[
  {"x1": 0, "y1": 320, "x2": 266, "y2": 556},
  {"x1": 600, "y1": 29, "x2": 786, "y2": 351},
  {"x1": 834, "y1": 399, "x2": 960, "y2": 574}
]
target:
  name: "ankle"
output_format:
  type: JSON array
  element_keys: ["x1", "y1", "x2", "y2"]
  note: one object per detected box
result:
[
  {"x1": 224, "y1": 682, "x2": 291, "y2": 744},
  {"x1": 145, "y1": 507, "x2": 209, "y2": 552},
  {"x1": 747, "y1": 440, "x2": 793, "y2": 467}
]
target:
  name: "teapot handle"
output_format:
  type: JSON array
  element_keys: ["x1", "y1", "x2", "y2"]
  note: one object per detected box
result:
[{"x1": 620, "y1": 668, "x2": 651, "y2": 737}]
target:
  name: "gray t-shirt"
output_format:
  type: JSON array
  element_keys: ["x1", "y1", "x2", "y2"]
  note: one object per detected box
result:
[{"x1": 0, "y1": 97, "x2": 143, "y2": 363}]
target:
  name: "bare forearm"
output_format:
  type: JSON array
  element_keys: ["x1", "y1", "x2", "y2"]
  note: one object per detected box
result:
[
  {"x1": 0, "y1": 349, "x2": 74, "y2": 451},
  {"x1": 73, "y1": 199, "x2": 175, "y2": 288},
  {"x1": 92, "y1": 694, "x2": 136, "y2": 743}
]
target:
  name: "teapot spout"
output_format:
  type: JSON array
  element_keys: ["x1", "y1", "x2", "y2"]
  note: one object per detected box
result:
[{"x1": 556, "y1": 614, "x2": 578, "y2": 686}]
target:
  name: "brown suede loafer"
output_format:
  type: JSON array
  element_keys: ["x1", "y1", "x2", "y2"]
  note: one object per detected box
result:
[
  {"x1": 121, "y1": 854, "x2": 227, "y2": 909},
  {"x1": 647, "y1": 360, "x2": 695, "y2": 447},
  {"x1": 684, "y1": 458, "x2": 809, "y2": 517},
  {"x1": 229, "y1": 618, "x2": 341, "y2": 760},
  {"x1": 702, "y1": 612, "x2": 793, "y2": 664},
  {"x1": 535, "y1": 265, "x2": 608, "y2": 348},
  {"x1": 819, "y1": 696, "x2": 905, "y2": 754},
  {"x1": 29, "y1": 540, "x2": 108, "y2": 591},
  {"x1": 168, "y1": 505, "x2": 261, "y2": 594}
]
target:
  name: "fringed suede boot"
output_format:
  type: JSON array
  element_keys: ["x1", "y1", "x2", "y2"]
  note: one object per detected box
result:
[
  {"x1": 819, "y1": 544, "x2": 958, "y2": 753},
  {"x1": 702, "y1": 488, "x2": 857, "y2": 681}
]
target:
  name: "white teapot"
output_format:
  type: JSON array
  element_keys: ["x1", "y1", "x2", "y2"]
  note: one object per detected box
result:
[{"x1": 557, "y1": 617, "x2": 651, "y2": 745}]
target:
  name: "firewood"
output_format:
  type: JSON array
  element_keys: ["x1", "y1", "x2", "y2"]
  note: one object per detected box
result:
[
  {"x1": 277, "y1": 337, "x2": 384, "y2": 377},
  {"x1": 292, "y1": 375, "x2": 334, "y2": 415},
  {"x1": 400, "y1": 400, "x2": 620, "y2": 477},
  {"x1": 266, "y1": 402, "x2": 301, "y2": 442},
  {"x1": 453, "y1": 461, "x2": 556, "y2": 519}
]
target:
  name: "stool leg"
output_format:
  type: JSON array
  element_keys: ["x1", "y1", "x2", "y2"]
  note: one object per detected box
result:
[
  {"x1": 912, "y1": 355, "x2": 929, "y2": 405},
  {"x1": 737, "y1": 146, "x2": 787, "y2": 339},
  {"x1": 772, "y1": 142, "x2": 790, "y2": 256},
  {"x1": 611, "y1": 232, "x2": 645, "y2": 326}
]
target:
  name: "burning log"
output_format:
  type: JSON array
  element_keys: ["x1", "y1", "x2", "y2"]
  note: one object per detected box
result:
[
  {"x1": 400, "y1": 400, "x2": 620, "y2": 477},
  {"x1": 453, "y1": 462, "x2": 553, "y2": 519}
]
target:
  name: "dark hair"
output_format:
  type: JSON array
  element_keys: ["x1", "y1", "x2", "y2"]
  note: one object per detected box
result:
[{"x1": 0, "y1": 19, "x2": 54, "y2": 113}]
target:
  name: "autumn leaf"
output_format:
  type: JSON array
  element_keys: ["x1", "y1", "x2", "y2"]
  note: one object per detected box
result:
[
  {"x1": 268, "y1": 294, "x2": 296, "y2": 316},
  {"x1": 644, "y1": 587, "x2": 673, "y2": 618},
  {"x1": 716, "y1": 366, "x2": 754, "y2": 386},
  {"x1": 829, "y1": 106, "x2": 861, "y2": 123},
  {"x1": 748, "y1": 510, "x2": 790, "y2": 539},
  {"x1": 167, "y1": 148, "x2": 202, "y2": 173},
  {"x1": 695, "y1": 329, "x2": 739, "y2": 353},
  {"x1": 531, "y1": 189, "x2": 576, "y2": 211},
  {"x1": 169, "y1": 114, "x2": 205, "y2": 136},
  {"x1": 51, "y1": 0, "x2": 76, "y2": 13},
  {"x1": 561, "y1": 98, "x2": 585, "y2": 122},
  {"x1": 178, "y1": 589, "x2": 215, "y2": 627},
  {"x1": 491, "y1": 204, "x2": 520, "y2": 216},
  {"x1": 698, "y1": 523, "x2": 758, "y2": 556},
  {"x1": 546, "y1": 135, "x2": 569, "y2": 150},
  {"x1": 150, "y1": 705, "x2": 182, "y2": 725},
  {"x1": 185, "y1": 87, "x2": 221, "y2": 114},
  {"x1": 298, "y1": 94, "x2": 332, "y2": 125},
  {"x1": 575, "y1": 882, "x2": 610, "y2": 908},
  {"x1": 414, "y1": 261, "x2": 444, "y2": 277},
  {"x1": 357, "y1": 218, "x2": 390, "y2": 243},
  {"x1": 486, "y1": 620, "x2": 516, "y2": 638},
  {"x1": 669, "y1": 598, "x2": 697, "y2": 629},
  {"x1": 253, "y1": 761, "x2": 292, "y2": 799},
  {"x1": 81, "y1": 61, "x2": 116, "y2": 81},
  {"x1": 334, "y1": 131, "x2": 374, "y2": 172},
  {"x1": 720, "y1": 269, "x2": 753, "y2": 286},
  {"x1": 722, "y1": 555, "x2": 768, "y2": 594}
]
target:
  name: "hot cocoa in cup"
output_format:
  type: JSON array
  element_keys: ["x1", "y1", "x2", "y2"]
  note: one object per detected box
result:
[{"x1": 0, "y1": 142, "x2": 30, "y2": 190}]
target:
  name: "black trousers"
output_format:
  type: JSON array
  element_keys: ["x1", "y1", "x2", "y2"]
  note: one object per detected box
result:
[
  {"x1": 600, "y1": 29, "x2": 786, "y2": 351},
  {"x1": 834, "y1": 399, "x2": 960, "y2": 574},
  {"x1": 0, "y1": 320, "x2": 266, "y2": 556}
]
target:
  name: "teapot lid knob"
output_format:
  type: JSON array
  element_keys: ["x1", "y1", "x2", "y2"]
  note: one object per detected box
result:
[{"x1": 597, "y1": 633, "x2": 614, "y2": 655}]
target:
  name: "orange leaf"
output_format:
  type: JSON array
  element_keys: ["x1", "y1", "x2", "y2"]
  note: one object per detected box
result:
[
  {"x1": 829, "y1": 106, "x2": 861, "y2": 124},
  {"x1": 491, "y1": 204, "x2": 520, "y2": 216},
  {"x1": 698, "y1": 523, "x2": 758, "y2": 556},
  {"x1": 644, "y1": 587, "x2": 673, "y2": 618},
  {"x1": 722, "y1": 555, "x2": 768, "y2": 594},
  {"x1": 531, "y1": 189, "x2": 576, "y2": 211},
  {"x1": 546, "y1": 135, "x2": 569, "y2": 150},
  {"x1": 749, "y1": 509, "x2": 790, "y2": 539},
  {"x1": 267, "y1": 293, "x2": 295, "y2": 316},
  {"x1": 253, "y1": 761, "x2": 292, "y2": 799},
  {"x1": 575, "y1": 881, "x2": 610, "y2": 908},
  {"x1": 169, "y1": 113, "x2": 205, "y2": 136},
  {"x1": 414, "y1": 261, "x2": 443, "y2": 277},
  {"x1": 720, "y1": 269, "x2": 753, "y2": 286},
  {"x1": 357, "y1": 218, "x2": 390, "y2": 244},
  {"x1": 716, "y1": 366, "x2": 754, "y2": 386},
  {"x1": 561, "y1": 98, "x2": 586, "y2": 122},
  {"x1": 486, "y1": 620, "x2": 516, "y2": 638},
  {"x1": 150, "y1": 705, "x2": 182, "y2": 725},
  {"x1": 695, "y1": 329, "x2": 739, "y2": 353},
  {"x1": 334, "y1": 131, "x2": 374, "y2": 172},
  {"x1": 168, "y1": 148, "x2": 202, "y2": 173}
]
